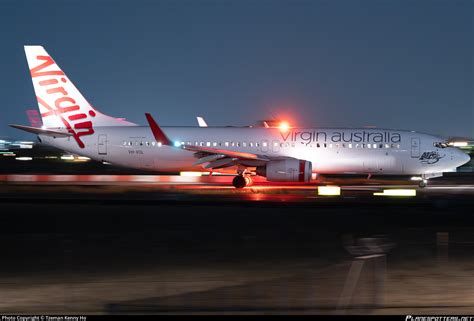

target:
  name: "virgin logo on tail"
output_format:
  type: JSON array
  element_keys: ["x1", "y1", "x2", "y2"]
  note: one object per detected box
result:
[{"x1": 31, "y1": 55, "x2": 95, "y2": 148}]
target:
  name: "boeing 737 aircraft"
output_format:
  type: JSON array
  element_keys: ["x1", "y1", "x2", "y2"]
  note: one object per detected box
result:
[{"x1": 10, "y1": 46, "x2": 470, "y2": 188}]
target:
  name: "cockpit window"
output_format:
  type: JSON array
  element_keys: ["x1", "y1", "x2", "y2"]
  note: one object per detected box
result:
[{"x1": 433, "y1": 142, "x2": 448, "y2": 148}]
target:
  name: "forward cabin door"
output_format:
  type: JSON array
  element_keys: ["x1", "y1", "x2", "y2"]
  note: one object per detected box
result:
[
  {"x1": 411, "y1": 137, "x2": 420, "y2": 158},
  {"x1": 98, "y1": 134, "x2": 107, "y2": 155}
]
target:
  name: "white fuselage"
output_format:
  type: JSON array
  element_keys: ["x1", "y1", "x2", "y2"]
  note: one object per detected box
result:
[{"x1": 39, "y1": 126, "x2": 469, "y2": 176}]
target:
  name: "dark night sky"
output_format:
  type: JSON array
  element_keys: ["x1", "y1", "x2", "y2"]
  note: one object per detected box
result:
[{"x1": 0, "y1": 0, "x2": 472, "y2": 139}]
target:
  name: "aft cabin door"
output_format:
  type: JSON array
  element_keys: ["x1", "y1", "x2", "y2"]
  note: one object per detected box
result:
[
  {"x1": 411, "y1": 137, "x2": 420, "y2": 158},
  {"x1": 98, "y1": 134, "x2": 107, "y2": 155}
]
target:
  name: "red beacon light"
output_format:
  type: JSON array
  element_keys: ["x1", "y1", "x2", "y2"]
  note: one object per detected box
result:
[{"x1": 258, "y1": 119, "x2": 292, "y2": 131}]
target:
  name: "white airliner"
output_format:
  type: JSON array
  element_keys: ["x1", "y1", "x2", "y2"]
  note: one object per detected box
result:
[{"x1": 10, "y1": 46, "x2": 470, "y2": 188}]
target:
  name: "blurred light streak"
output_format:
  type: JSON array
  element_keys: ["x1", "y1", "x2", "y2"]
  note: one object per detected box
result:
[
  {"x1": 374, "y1": 189, "x2": 416, "y2": 197},
  {"x1": 60, "y1": 155, "x2": 75, "y2": 161},
  {"x1": 180, "y1": 172, "x2": 203, "y2": 177},
  {"x1": 318, "y1": 185, "x2": 341, "y2": 196}
]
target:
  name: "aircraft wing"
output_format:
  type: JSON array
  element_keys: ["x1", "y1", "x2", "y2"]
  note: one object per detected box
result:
[
  {"x1": 145, "y1": 113, "x2": 270, "y2": 169},
  {"x1": 183, "y1": 144, "x2": 270, "y2": 169}
]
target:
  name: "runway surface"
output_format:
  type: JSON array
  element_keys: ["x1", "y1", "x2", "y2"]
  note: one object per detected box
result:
[
  {"x1": 1, "y1": 174, "x2": 474, "y2": 202},
  {"x1": 0, "y1": 175, "x2": 473, "y2": 314}
]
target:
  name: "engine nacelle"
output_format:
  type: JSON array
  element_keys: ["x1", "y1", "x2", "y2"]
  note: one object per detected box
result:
[{"x1": 256, "y1": 159, "x2": 312, "y2": 182}]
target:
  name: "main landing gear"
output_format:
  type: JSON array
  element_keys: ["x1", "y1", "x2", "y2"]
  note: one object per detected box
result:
[
  {"x1": 232, "y1": 175, "x2": 247, "y2": 188},
  {"x1": 232, "y1": 169, "x2": 253, "y2": 189}
]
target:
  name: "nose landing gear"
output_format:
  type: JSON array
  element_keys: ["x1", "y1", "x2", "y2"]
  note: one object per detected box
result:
[{"x1": 419, "y1": 179, "x2": 428, "y2": 188}]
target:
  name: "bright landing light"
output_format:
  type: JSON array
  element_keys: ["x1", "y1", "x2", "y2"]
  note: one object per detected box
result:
[
  {"x1": 318, "y1": 186, "x2": 341, "y2": 196},
  {"x1": 60, "y1": 155, "x2": 75, "y2": 161},
  {"x1": 374, "y1": 189, "x2": 417, "y2": 197},
  {"x1": 450, "y1": 142, "x2": 468, "y2": 147}
]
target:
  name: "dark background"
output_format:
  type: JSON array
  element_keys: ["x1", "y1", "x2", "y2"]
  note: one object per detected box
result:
[{"x1": 1, "y1": 0, "x2": 472, "y2": 139}]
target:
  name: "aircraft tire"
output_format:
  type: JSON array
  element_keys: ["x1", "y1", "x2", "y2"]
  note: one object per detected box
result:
[{"x1": 232, "y1": 175, "x2": 247, "y2": 189}]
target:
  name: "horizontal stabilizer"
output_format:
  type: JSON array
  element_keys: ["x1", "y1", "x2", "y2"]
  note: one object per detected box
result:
[{"x1": 9, "y1": 124, "x2": 72, "y2": 137}]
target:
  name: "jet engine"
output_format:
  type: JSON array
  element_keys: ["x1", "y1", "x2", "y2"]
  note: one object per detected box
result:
[{"x1": 256, "y1": 159, "x2": 312, "y2": 182}]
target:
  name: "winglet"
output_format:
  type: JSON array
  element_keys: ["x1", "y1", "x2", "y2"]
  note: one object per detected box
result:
[{"x1": 145, "y1": 113, "x2": 173, "y2": 146}]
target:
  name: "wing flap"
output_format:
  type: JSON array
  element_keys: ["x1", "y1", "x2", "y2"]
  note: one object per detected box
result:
[
  {"x1": 183, "y1": 145, "x2": 269, "y2": 161},
  {"x1": 193, "y1": 154, "x2": 226, "y2": 166},
  {"x1": 204, "y1": 157, "x2": 238, "y2": 169}
]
